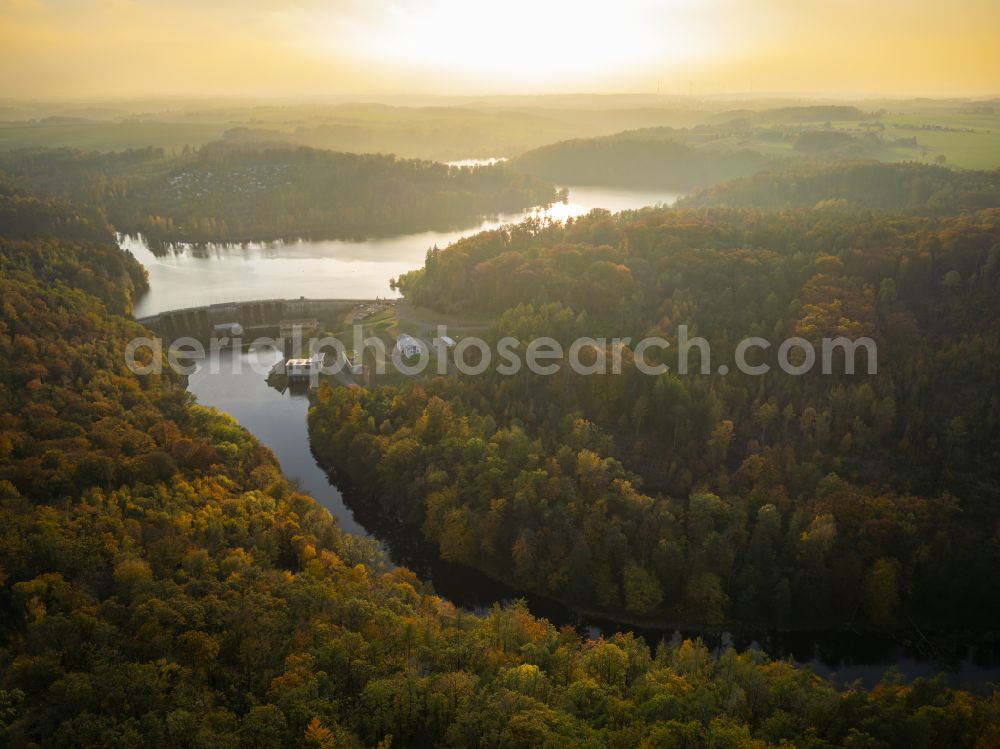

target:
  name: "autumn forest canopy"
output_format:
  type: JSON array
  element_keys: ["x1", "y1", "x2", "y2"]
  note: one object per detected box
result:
[
  {"x1": 0, "y1": 144, "x2": 556, "y2": 247},
  {"x1": 2, "y1": 134, "x2": 1000, "y2": 747},
  {"x1": 3, "y1": 0, "x2": 1000, "y2": 743},
  {"x1": 331, "y1": 181, "x2": 1000, "y2": 630}
]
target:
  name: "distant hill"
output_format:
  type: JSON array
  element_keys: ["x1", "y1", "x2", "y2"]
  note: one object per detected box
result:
[
  {"x1": 756, "y1": 105, "x2": 870, "y2": 123},
  {"x1": 683, "y1": 161, "x2": 1000, "y2": 214},
  {"x1": 512, "y1": 128, "x2": 775, "y2": 189},
  {"x1": 0, "y1": 143, "x2": 557, "y2": 246},
  {"x1": 712, "y1": 105, "x2": 871, "y2": 126}
]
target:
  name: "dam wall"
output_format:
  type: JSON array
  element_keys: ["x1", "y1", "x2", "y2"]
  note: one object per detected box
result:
[{"x1": 135, "y1": 298, "x2": 383, "y2": 341}]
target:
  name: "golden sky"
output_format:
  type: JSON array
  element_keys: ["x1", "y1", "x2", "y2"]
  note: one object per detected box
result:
[{"x1": 1, "y1": 0, "x2": 998, "y2": 98}]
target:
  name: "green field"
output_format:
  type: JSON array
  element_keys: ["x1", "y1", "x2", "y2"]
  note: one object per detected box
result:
[
  {"x1": 821, "y1": 111, "x2": 1000, "y2": 169},
  {"x1": 682, "y1": 109, "x2": 1000, "y2": 170},
  {"x1": 879, "y1": 112, "x2": 1000, "y2": 168}
]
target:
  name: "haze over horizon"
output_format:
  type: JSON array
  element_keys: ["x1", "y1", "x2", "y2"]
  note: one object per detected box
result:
[{"x1": 2, "y1": 0, "x2": 999, "y2": 101}]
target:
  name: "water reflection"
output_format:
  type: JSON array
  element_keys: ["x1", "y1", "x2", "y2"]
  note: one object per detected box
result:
[
  {"x1": 125, "y1": 184, "x2": 681, "y2": 317},
  {"x1": 445, "y1": 157, "x2": 508, "y2": 168}
]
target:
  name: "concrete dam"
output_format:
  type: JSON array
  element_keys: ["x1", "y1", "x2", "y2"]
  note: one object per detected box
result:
[{"x1": 135, "y1": 298, "x2": 384, "y2": 341}]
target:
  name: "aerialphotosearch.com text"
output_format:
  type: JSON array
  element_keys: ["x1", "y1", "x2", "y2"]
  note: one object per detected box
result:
[{"x1": 125, "y1": 325, "x2": 878, "y2": 382}]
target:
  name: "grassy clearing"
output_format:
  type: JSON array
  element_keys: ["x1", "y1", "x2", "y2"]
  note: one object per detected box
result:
[
  {"x1": 884, "y1": 125, "x2": 1000, "y2": 170},
  {"x1": 827, "y1": 111, "x2": 1000, "y2": 169}
]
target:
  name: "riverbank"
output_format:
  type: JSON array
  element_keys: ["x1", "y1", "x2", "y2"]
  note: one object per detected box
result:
[{"x1": 317, "y1": 454, "x2": 1000, "y2": 682}]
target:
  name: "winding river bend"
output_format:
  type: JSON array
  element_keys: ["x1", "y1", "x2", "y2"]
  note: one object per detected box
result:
[{"x1": 127, "y1": 185, "x2": 1000, "y2": 690}]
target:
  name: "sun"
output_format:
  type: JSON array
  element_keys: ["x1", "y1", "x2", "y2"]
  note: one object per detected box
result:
[{"x1": 305, "y1": 0, "x2": 715, "y2": 90}]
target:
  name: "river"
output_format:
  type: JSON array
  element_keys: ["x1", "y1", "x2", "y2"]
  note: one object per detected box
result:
[{"x1": 131, "y1": 183, "x2": 999, "y2": 690}]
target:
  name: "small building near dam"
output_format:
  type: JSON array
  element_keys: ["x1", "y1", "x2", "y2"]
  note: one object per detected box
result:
[{"x1": 286, "y1": 354, "x2": 324, "y2": 381}]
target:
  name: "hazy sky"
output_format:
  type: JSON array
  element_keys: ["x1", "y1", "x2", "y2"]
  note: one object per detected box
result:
[{"x1": 1, "y1": 0, "x2": 998, "y2": 99}]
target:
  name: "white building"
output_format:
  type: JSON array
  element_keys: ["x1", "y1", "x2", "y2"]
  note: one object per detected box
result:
[
  {"x1": 395, "y1": 334, "x2": 423, "y2": 358},
  {"x1": 433, "y1": 335, "x2": 456, "y2": 349},
  {"x1": 286, "y1": 354, "x2": 324, "y2": 381}
]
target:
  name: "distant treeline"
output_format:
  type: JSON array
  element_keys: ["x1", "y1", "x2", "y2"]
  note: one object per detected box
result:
[
  {"x1": 512, "y1": 129, "x2": 774, "y2": 189},
  {"x1": 0, "y1": 175, "x2": 148, "y2": 313},
  {"x1": 0, "y1": 143, "x2": 557, "y2": 247},
  {"x1": 684, "y1": 162, "x2": 1000, "y2": 214},
  {"x1": 747, "y1": 105, "x2": 871, "y2": 124}
]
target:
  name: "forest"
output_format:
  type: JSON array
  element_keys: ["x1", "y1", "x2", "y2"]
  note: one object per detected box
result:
[
  {"x1": 2, "y1": 169, "x2": 999, "y2": 746},
  {"x1": 0, "y1": 143, "x2": 556, "y2": 247},
  {"x1": 6, "y1": 0, "x2": 1000, "y2": 736},
  {"x1": 512, "y1": 130, "x2": 774, "y2": 189},
  {"x1": 683, "y1": 162, "x2": 1000, "y2": 214},
  {"x1": 310, "y1": 164, "x2": 1000, "y2": 632},
  {"x1": 508, "y1": 125, "x2": 902, "y2": 191}
]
